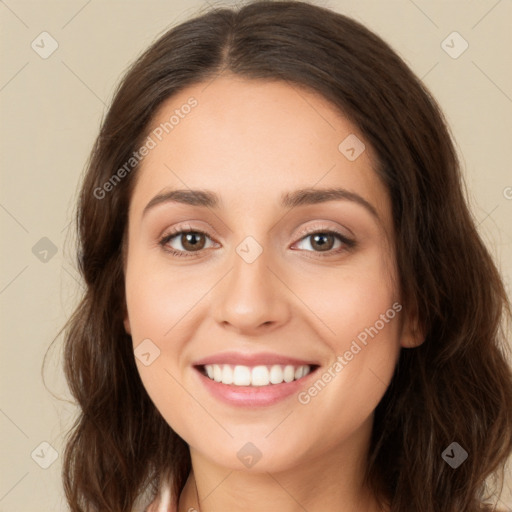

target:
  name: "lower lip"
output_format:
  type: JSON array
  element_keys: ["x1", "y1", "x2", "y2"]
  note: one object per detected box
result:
[{"x1": 194, "y1": 366, "x2": 319, "y2": 407}]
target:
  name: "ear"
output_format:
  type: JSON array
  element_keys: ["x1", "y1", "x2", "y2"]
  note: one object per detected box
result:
[
  {"x1": 123, "y1": 303, "x2": 131, "y2": 335},
  {"x1": 400, "y1": 303, "x2": 425, "y2": 349},
  {"x1": 124, "y1": 316, "x2": 131, "y2": 335}
]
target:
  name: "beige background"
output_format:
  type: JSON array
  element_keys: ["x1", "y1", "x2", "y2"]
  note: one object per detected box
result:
[{"x1": 0, "y1": 0, "x2": 511, "y2": 510}]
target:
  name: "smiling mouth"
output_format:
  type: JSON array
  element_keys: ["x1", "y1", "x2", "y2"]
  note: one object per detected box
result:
[{"x1": 196, "y1": 363, "x2": 320, "y2": 387}]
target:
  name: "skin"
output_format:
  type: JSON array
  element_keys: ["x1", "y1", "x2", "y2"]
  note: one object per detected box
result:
[{"x1": 123, "y1": 75, "x2": 423, "y2": 512}]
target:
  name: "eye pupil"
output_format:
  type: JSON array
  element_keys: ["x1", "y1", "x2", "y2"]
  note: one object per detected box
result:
[
  {"x1": 182, "y1": 232, "x2": 205, "y2": 251},
  {"x1": 311, "y1": 233, "x2": 334, "y2": 251}
]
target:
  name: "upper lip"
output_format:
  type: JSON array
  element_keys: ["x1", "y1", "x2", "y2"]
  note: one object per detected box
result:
[{"x1": 192, "y1": 351, "x2": 319, "y2": 367}]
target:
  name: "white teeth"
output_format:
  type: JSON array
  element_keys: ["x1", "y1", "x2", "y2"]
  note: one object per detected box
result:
[
  {"x1": 283, "y1": 365, "x2": 295, "y2": 383},
  {"x1": 251, "y1": 366, "x2": 269, "y2": 386},
  {"x1": 202, "y1": 363, "x2": 313, "y2": 386},
  {"x1": 233, "y1": 365, "x2": 251, "y2": 386},
  {"x1": 269, "y1": 365, "x2": 284, "y2": 384},
  {"x1": 213, "y1": 364, "x2": 222, "y2": 382},
  {"x1": 221, "y1": 364, "x2": 233, "y2": 384}
]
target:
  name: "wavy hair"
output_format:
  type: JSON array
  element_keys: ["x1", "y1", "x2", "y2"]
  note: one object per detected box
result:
[{"x1": 53, "y1": 1, "x2": 512, "y2": 510}]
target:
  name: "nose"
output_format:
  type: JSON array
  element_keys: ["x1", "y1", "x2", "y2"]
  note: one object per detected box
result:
[{"x1": 212, "y1": 245, "x2": 291, "y2": 334}]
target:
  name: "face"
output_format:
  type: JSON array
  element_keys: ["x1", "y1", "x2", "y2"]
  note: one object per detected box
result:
[{"x1": 123, "y1": 75, "x2": 421, "y2": 473}]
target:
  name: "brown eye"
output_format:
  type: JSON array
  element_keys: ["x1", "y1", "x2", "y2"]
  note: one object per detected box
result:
[
  {"x1": 159, "y1": 229, "x2": 216, "y2": 257},
  {"x1": 294, "y1": 230, "x2": 354, "y2": 256},
  {"x1": 180, "y1": 232, "x2": 206, "y2": 251},
  {"x1": 308, "y1": 233, "x2": 336, "y2": 252}
]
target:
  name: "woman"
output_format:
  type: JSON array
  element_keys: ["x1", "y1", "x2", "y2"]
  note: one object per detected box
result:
[{"x1": 59, "y1": 1, "x2": 512, "y2": 510}]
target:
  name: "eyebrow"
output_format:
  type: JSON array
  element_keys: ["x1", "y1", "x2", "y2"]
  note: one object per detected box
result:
[{"x1": 142, "y1": 187, "x2": 379, "y2": 219}]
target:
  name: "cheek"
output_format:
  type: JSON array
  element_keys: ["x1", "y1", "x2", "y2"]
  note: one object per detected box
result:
[
  {"x1": 124, "y1": 258, "x2": 204, "y2": 342},
  {"x1": 124, "y1": 261, "x2": 202, "y2": 431},
  {"x1": 124, "y1": 257, "x2": 213, "y2": 420},
  {"x1": 295, "y1": 243, "x2": 399, "y2": 348},
  {"x1": 290, "y1": 248, "x2": 401, "y2": 420},
  {"x1": 291, "y1": 299, "x2": 401, "y2": 461}
]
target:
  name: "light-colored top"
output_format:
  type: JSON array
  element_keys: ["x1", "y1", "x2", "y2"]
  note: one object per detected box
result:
[{"x1": 143, "y1": 481, "x2": 178, "y2": 512}]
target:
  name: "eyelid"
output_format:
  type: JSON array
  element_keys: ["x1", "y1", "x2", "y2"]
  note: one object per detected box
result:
[
  {"x1": 293, "y1": 222, "x2": 354, "y2": 242},
  {"x1": 160, "y1": 220, "x2": 352, "y2": 241},
  {"x1": 159, "y1": 220, "x2": 218, "y2": 240}
]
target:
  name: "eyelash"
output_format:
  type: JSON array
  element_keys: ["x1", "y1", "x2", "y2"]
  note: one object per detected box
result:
[{"x1": 158, "y1": 225, "x2": 356, "y2": 259}]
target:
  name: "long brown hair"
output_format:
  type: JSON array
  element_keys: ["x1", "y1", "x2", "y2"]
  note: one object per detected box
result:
[{"x1": 53, "y1": 1, "x2": 512, "y2": 510}]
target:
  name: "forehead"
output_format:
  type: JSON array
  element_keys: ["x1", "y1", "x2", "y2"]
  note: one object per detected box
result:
[{"x1": 129, "y1": 75, "x2": 391, "y2": 227}]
